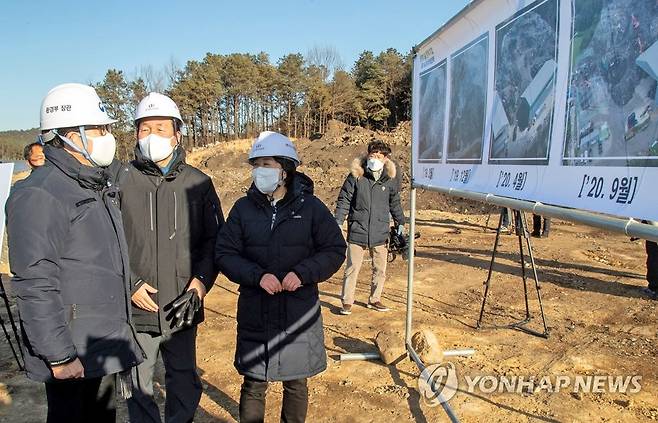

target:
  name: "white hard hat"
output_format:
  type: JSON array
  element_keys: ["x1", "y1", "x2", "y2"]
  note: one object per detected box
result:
[
  {"x1": 135, "y1": 92, "x2": 182, "y2": 123},
  {"x1": 40, "y1": 83, "x2": 116, "y2": 131},
  {"x1": 249, "y1": 131, "x2": 300, "y2": 166}
]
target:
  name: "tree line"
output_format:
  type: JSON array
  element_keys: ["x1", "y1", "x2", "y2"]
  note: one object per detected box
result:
[
  {"x1": 0, "y1": 129, "x2": 39, "y2": 161},
  {"x1": 94, "y1": 47, "x2": 412, "y2": 160}
]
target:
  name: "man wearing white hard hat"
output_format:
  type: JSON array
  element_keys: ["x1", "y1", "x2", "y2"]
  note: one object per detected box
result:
[
  {"x1": 116, "y1": 92, "x2": 224, "y2": 422},
  {"x1": 215, "y1": 131, "x2": 346, "y2": 422},
  {"x1": 5, "y1": 83, "x2": 143, "y2": 422}
]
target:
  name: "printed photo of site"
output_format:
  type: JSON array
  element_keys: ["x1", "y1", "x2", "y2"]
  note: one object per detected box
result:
[
  {"x1": 563, "y1": 0, "x2": 658, "y2": 166},
  {"x1": 490, "y1": 0, "x2": 559, "y2": 164},
  {"x1": 447, "y1": 34, "x2": 489, "y2": 164},
  {"x1": 417, "y1": 60, "x2": 447, "y2": 162}
]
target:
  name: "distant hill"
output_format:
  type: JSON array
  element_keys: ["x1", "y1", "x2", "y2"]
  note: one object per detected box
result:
[{"x1": 0, "y1": 128, "x2": 40, "y2": 160}]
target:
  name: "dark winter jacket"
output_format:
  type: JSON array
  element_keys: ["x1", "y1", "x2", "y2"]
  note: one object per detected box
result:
[
  {"x1": 6, "y1": 145, "x2": 143, "y2": 382},
  {"x1": 646, "y1": 240, "x2": 658, "y2": 290},
  {"x1": 215, "y1": 173, "x2": 346, "y2": 381},
  {"x1": 334, "y1": 156, "x2": 406, "y2": 248},
  {"x1": 115, "y1": 146, "x2": 224, "y2": 335}
]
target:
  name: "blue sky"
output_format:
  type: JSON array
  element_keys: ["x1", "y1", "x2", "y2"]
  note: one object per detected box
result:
[{"x1": 0, "y1": 0, "x2": 468, "y2": 131}]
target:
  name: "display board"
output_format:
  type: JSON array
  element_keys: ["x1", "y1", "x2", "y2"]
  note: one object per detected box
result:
[
  {"x1": 0, "y1": 163, "x2": 15, "y2": 249},
  {"x1": 412, "y1": 0, "x2": 658, "y2": 221}
]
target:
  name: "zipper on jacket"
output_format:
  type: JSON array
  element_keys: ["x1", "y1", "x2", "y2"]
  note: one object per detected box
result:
[
  {"x1": 367, "y1": 181, "x2": 376, "y2": 247},
  {"x1": 212, "y1": 203, "x2": 219, "y2": 226},
  {"x1": 270, "y1": 202, "x2": 277, "y2": 230},
  {"x1": 169, "y1": 191, "x2": 177, "y2": 240},
  {"x1": 154, "y1": 180, "x2": 162, "y2": 332},
  {"x1": 149, "y1": 192, "x2": 154, "y2": 232}
]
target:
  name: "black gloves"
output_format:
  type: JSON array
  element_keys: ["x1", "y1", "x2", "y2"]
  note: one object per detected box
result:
[{"x1": 170, "y1": 289, "x2": 201, "y2": 328}]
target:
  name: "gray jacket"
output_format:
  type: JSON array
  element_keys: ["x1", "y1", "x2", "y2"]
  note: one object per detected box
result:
[
  {"x1": 335, "y1": 157, "x2": 406, "y2": 247},
  {"x1": 6, "y1": 145, "x2": 143, "y2": 382}
]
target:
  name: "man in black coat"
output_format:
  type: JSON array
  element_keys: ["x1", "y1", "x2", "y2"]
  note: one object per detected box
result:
[
  {"x1": 117, "y1": 93, "x2": 224, "y2": 423},
  {"x1": 335, "y1": 140, "x2": 406, "y2": 315},
  {"x1": 216, "y1": 131, "x2": 346, "y2": 422},
  {"x1": 6, "y1": 83, "x2": 142, "y2": 422},
  {"x1": 643, "y1": 221, "x2": 658, "y2": 299}
]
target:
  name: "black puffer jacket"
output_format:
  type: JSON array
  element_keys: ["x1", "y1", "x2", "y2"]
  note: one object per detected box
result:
[
  {"x1": 6, "y1": 145, "x2": 143, "y2": 382},
  {"x1": 335, "y1": 156, "x2": 406, "y2": 247},
  {"x1": 215, "y1": 173, "x2": 346, "y2": 381},
  {"x1": 115, "y1": 146, "x2": 223, "y2": 335}
]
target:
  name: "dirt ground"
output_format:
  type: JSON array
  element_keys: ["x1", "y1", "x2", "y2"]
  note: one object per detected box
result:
[{"x1": 1, "y1": 127, "x2": 657, "y2": 422}]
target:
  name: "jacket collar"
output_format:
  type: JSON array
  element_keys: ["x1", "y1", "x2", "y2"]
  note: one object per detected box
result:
[
  {"x1": 350, "y1": 155, "x2": 396, "y2": 182},
  {"x1": 132, "y1": 144, "x2": 186, "y2": 179},
  {"x1": 44, "y1": 144, "x2": 110, "y2": 191}
]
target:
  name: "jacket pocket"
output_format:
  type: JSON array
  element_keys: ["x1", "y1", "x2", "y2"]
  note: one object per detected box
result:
[
  {"x1": 68, "y1": 303, "x2": 123, "y2": 349},
  {"x1": 278, "y1": 336, "x2": 311, "y2": 377},
  {"x1": 236, "y1": 289, "x2": 263, "y2": 332}
]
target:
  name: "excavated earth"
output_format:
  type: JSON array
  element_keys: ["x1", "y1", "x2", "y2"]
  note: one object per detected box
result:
[{"x1": 1, "y1": 122, "x2": 656, "y2": 422}]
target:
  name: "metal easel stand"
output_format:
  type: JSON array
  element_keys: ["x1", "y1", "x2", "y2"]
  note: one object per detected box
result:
[
  {"x1": 476, "y1": 209, "x2": 549, "y2": 338},
  {"x1": 0, "y1": 274, "x2": 24, "y2": 370}
]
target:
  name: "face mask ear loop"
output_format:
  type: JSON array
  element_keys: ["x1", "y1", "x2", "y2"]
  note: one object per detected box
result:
[
  {"x1": 54, "y1": 127, "x2": 95, "y2": 164},
  {"x1": 78, "y1": 125, "x2": 101, "y2": 167},
  {"x1": 278, "y1": 169, "x2": 285, "y2": 188},
  {"x1": 173, "y1": 119, "x2": 182, "y2": 148}
]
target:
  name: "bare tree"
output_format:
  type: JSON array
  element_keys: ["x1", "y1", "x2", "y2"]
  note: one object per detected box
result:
[
  {"x1": 306, "y1": 44, "x2": 344, "y2": 82},
  {"x1": 164, "y1": 56, "x2": 180, "y2": 88},
  {"x1": 137, "y1": 64, "x2": 165, "y2": 93}
]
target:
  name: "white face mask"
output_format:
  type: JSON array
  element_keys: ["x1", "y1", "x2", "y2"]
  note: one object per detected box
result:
[
  {"x1": 57, "y1": 130, "x2": 116, "y2": 167},
  {"x1": 138, "y1": 134, "x2": 176, "y2": 163},
  {"x1": 367, "y1": 158, "x2": 384, "y2": 172},
  {"x1": 252, "y1": 167, "x2": 283, "y2": 194},
  {"x1": 87, "y1": 133, "x2": 117, "y2": 167}
]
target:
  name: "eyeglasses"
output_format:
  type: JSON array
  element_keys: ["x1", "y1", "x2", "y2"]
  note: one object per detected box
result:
[{"x1": 86, "y1": 125, "x2": 112, "y2": 136}]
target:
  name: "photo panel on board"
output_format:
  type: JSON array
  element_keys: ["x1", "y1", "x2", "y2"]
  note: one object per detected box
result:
[
  {"x1": 563, "y1": 0, "x2": 658, "y2": 167},
  {"x1": 490, "y1": 0, "x2": 560, "y2": 165},
  {"x1": 447, "y1": 33, "x2": 489, "y2": 164},
  {"x1": 418, "y1": 59, "x2": 448, "y2": 162}
]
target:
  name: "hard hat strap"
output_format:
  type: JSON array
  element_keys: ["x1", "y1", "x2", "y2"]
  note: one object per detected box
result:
[
  {"x1": 54, "y1": 127, "x2": 95, "y2": 165},
  {"x1": 79, "y1": 126, "x2": 103, "y2": 167}
]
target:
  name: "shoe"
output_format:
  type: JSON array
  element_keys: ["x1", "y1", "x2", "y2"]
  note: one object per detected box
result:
[
  {"x1": 339, "y1": 304, "x2": 352, "y2": 315},
  {"x1": 641, "y1": 287, "x2": 658, "y2": 300},
  {"x1": 367, "y1": 301, "x2": 390, "y2": 312},
  {"x1": 499, "y1": 226, "x2": 513, "y2": 235},
  {"x1": 531, "y1": 231, "x2": 541, "y2": 238}
]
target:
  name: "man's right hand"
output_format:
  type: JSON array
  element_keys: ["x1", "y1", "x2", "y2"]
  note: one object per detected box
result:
[
  {"x1": 260, "y1": 273, "x2": 283, "y2": 295},
  {"x1": 51, "y1": 358, "x2": 84, "y2": 380},
  {"x1": 131, "y1": 283, "x2": 159, "y2": 312}
]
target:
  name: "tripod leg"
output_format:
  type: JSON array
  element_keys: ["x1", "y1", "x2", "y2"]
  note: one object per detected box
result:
[
  {"x1": 524, "y1": 223, "x2": 549, "y2": 337},
  {"x1": 0, "y1": 276, "x2": 24, "y2": 368},
  {"x1": 0, "y1": 314, "x2": 23, "y2": 370},
  {"x1": 477, "y1": 209, "x2": 505, "y2": 328},
  {"x1": 515, "y1": 211, "x2": 531, "y2": 321}
]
